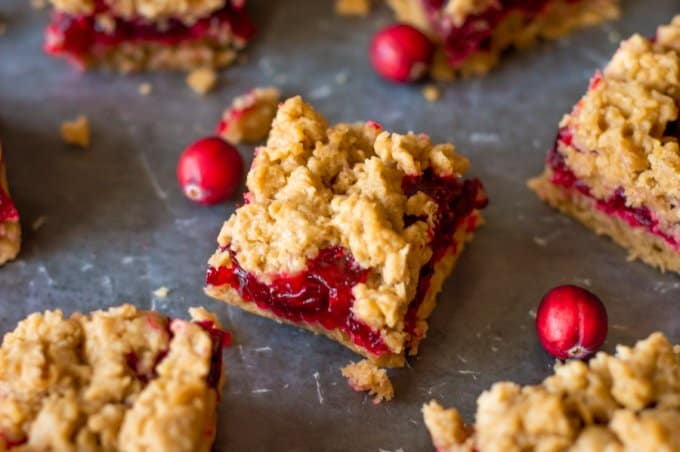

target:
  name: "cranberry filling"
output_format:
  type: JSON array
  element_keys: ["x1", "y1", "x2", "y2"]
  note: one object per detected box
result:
[
  {"x1": 207, "y1": 172, "x2": 486, "y2": 357},
  {"x1": 1, "y1": 434, "x2": 27, "y2": 450},
  {"x1": 0, "y1": 188, "x2": 19, "y2": 223},
  {"x1": 421, "y1": 0, "x2": 580, "y2": 66},
  {"x1": 547, "y1": 129, "x2": 679, "y2": 249},
  {"x1": 44, "y1": 1, "x2": 255, "y2": 65}
]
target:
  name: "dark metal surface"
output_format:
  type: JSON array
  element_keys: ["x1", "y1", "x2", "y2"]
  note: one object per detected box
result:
[{"x1": 1, "y1": 1, "x2": 679, "y2": 450}]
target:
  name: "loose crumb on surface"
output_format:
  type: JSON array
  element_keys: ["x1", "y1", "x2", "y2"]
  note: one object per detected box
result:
[
  {"x1": 0, "y1": 21, "x2": 6, "y2": 37},
  {"x1": 138, "y1": 82, "x2": 152, "y2": 96},
  {"x1": 186, "y1": 68, "x2": 217, "y2": 95},
  {"x1": 153, "y1": 286, "x2": 170, "y2": 298},
  {"x1": 31, "y1": 216, "x2": 47, "y2": 231},
  {"x1": 335, "y1": 71, "x2": 349, "y2": 84},
  {"x1": 60, "y1": 115, "x2": 90, "y2": 148},
  {"x1": 422, "y1": 84, "x2": 440, "y2": 102},
  {"x1": 334, "y1": 0, "x2": 371, "y2": 17},
  {"x1": 30, "y1": 0, "x2": 47, "y2": 9},
  {"x1": 341, "y1": 359, "x2": 394, "y2": 404}
]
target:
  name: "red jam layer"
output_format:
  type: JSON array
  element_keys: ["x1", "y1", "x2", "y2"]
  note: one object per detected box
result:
[
  {"x1": 0, "y1": 188, "x2": 19, "y2": 223},
  {"x1": 45, "y1": 1, "x2": 255, "y2": 66},
  {"x1": 547, "y1": 128, "x2": 679, "y2": 250},
  {"x1": 206, "y1": 172, "x2": 486, "y2": 357},
  {"x1": 421, "y1": 0, "x2": 580, "y2": 66}
]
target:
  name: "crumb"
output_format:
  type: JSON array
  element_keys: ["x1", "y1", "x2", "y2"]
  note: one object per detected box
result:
[
  {"x1": 138, "y1": 82, "x2": 152, "y2": 96},
  {"x1": 533, "y1": 236, "x2": 547, "y2": 246},
  {"x1": 60, "y1": 115, "x2": 90, "y2": 148},
  {"x1": 217, "y1": 87, "x2": 280, "y2": 144},
  {"x1": 30, "y1": 0, "x2": 46, "y2": 9},
  {"x1": 608, "y1": 30, "x2": 621, "y2": 43},
  {"x1": 422, "y1": 84, "x2": 440, "y2": 102},
  {"x1": 186, "y1": 68, "x2": 217, "y2": 95},
  {"x1": 189, "y1": 306, "x2": 221, "y2": 327},
  {"x1": 335, "y1": 72, "x2": 349, "y2": 85},
  {"x1": 334, "y1": 0, "x2": 371, "y2": 17},
  {"x1": 153, "y1": 286, "x2": 170, "y2": 298},
  {"x1": 341, "y1": 359, "x2": 394, "y2": 404},
  {"x1": 95, "y1": 14, "x2": 116, "y2": 34},
  {"x1": 31, "y1": 216, "x2": 47, "y2": 231}
]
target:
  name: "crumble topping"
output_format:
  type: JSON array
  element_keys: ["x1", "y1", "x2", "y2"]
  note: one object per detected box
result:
[
  {"x1": 210, "y1": 97, "x2": 472, "y2": 344},
  {"x1": 424, "y1": 332, "x2": 680, "y2": 451},
  {"x1": 60, "y1": 115, "x2": 91, "y2": 148},
  {"x1": 49, "y1": 0, "x2": 229, "y2": 25},
  {"x1": 0, "y1": 304, "x2": 225, "y2": 451},
  {"x1": 560, "y1": 17, "x2": 680, "y2": 224},
  {"x1": 442, "y1": 0, "x2": 499, "y2": 27},
  {"x1": 138, "y1": 82, "x2": 153, "y2": 96},
  {"x1": 218, "y1": 87, "x2": 280, "y2": 144},
  {"x1": 334, "y1": 0, "x2": 371, "y2": 17},
  {"x1": 187, "y1": 67, "x2": 217, "y2": 95},
  {"x1": 341, "y1": 359, "x2": 394, "y2": 403}
]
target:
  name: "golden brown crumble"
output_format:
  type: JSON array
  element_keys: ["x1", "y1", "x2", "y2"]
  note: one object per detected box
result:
[
  {"x1": 209, "y1": 96, "x2": 475, "y2": 354},
  {"x1": 186, "y1": 67, "x2": 217, "y2": 95},
  {"x1": 559, "y1": 16, "x2": 680, "y2": 228},
  {"x1": 60, "y1": 115, "x2": 90, "y2": 148},
  {"x1": 422, "y1": 84, "x2": 440, "y2": 102},
  {"x1": 0, "y1": 304, "x2": 225, "y2": 451},
  {"x1": 153, "y1": 286, "x2": 170, "y2": 298},
  {"x1": 49, "y1": 0, "x2": 227, "y2": 25},
  {"x1": 424, "y1": 332, "x2": 680, "y2": 451},
  {"x1": 219, "y1": 87, "x2": 280, "y2": 144},
  {"x1": 0, "y1": 144, "x2": 20, "y2": 266},
  {"x1": 138, "y1": 82, "x2": 153, "y2": 96},
  {"x1": 341, "y1": 359, "x2": 394, "y2": 403},
  {"x1": 334, "y1": 0, "x2": 371, "y2": 17}
]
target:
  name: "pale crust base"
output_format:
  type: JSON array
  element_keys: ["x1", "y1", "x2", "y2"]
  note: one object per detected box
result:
[
  {"x1": 390, "y1": 0, "x2": 619, "y2": 79},
  {"x1": 529, "y1": 170, "x2": 680, "y2": 273},
  {"x1": 205, "y1": 211, "x2": 481, "y2": 368}
]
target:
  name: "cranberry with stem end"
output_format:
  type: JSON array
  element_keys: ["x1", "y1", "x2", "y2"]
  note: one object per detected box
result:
[
  {"x1": 370, "y1": 24, "x2": 434, "y2": 83},
  {"x1": 536, "y1": 285, "x2": 608, "y2": 360},
  {"x1": 177, "y1": 136, "x2": 244, "y2": 205}
]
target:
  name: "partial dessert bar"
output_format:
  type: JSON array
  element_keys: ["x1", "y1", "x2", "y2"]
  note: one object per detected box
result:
[
  {"x1": 205, "y1": 96, "x2": 487, "y2": 368},
  {"x1": 44, "y1": 0, "x2": 255, "y2": 72},
  {"x1": 423, "y1": 332, "x2": 680, "y2": 451},
  {"x1": 0, "y1": 142, "x2": 20, "y2": 266},
  {"x1": 530, "y1": 17, "x2": 680, "y2": 273},
  {"x1": 0, "y1": 304, "x2": 229, "y2": 451},
  {"x1": 217, "y1": 86, "x2": 280, "y2": 144},
  {"x1": 387, "y1": 0, "x2": 619, "y2": 78}
]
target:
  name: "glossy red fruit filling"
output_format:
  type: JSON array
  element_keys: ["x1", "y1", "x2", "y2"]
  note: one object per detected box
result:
[
  {"x1": 536, "y1": 285, "x2": 608, "y2": 359},
  {"x1": 0, "y1": 188, "x2": 19, "y2": 223},
  {"x1": 547, "y1": 128, "x2": 680, "y2": 250},
  {"x1": 44, "y1": 0, "x2": 255, "y2": 67},
  {"x1": 370, "y1": 24, "x2": 434, "y2": 83},
  {"x1": 421, "y1": 0, "x2": 579, "y2": 67},
  {"x1": 207, "y1": 172, "x2": 486, "y2": 357}
]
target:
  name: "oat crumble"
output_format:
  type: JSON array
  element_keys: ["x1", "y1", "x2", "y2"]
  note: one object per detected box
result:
[
  {"x1": 334, "y1": 0, "x2": 371, "y2": 17},
  {"x1": 341, "y1": 359, "x2": 394, "y2": 403},
  {"x1": 60, "y1": 115, "x2": 91, "y2": 148},
  {"x1": 186, "y1": 67, "x2": 217, "y2": 95},
  {"x1": 217, "y1": 86, "x2": 280, "y2": 144}
]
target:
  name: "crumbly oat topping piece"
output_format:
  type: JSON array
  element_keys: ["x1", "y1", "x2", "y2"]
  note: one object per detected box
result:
[
  {"x1": 560, "y1": 16, "x2": 680, "y2": 223},
  {"x1": 49, "y1": 0, "x2": 228, "y2": 24},
  {"x1": 0, "y1": 304, "x2": 224, "y2": 451},
  {"x1": 442, "y1": 0, "x2": 498, "y2": 26},
  {"x1": 424, "y1": 332, "x2": 680, "y2": 452},
  {"x1": 60, "y1": 115, "x2": 90, "y2": 148},
  {"x1": 187, "y1": 67, "x2": 217, "y2": 95},
  {"x1": 334, "y1": 0, "x2": 371, "y2": 17},
  {"x1": 341, "y1": 359, "x2": 394, "y2": 403},
  {"x1": 218, "y1": 86, "x2": 280, "y2": 144},
  {"x1": 210, "y1": 96, "x2": 471, "y2": 349}
]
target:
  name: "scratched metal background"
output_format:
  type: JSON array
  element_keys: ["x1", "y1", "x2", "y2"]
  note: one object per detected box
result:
[{"x1": 0, "y1": 1, "x2": 679, "y2": 450}]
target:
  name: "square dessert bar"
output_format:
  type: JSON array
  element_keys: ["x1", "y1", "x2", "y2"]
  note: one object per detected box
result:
[
  {"x1": 530, "y1": 17, "x2": 680, "y2": 273},
  {"x1": 423, "y1": 332, "x2": 680, "y2": 451},
  {"x1": 387, "y1": 0, "x2": 619, "y2": 78},
  {"x1": 0, "y1": 304, "x2": 229, "y2": 451},
  {"x1": 205, "y1": 96, "x2": 487, "y2": 367},
  {"x1": 0, "y1": 143, "x2": 20, "y2": 266},
  {"x1": 44, "y1": 0, "x2": 255, "y2": 72}
]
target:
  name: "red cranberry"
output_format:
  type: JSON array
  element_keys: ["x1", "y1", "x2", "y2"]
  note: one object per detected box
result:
[
  {"x1": 370, "y1": 24, "x2": 433, "y2": 83},
  {"x1": 176, "y1": 137, "x2": 244, "y2": 205},
  {"x1": 536, "y1": 285, "x2": 608, "y2": 360}
]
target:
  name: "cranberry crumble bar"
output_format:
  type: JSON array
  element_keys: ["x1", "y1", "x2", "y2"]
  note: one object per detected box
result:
[
  {"x1": 205, "y1": 96, "x2": 487, "y2": 368},
  {"x1": 530, "y1": 17, "x2": 680, "y2": 273},
  {"x1": 43, "y1": 0, "x2": 255, "y2": 72},
  {"x1": 0, "y1": 143, "x2": 20, "y2": 266},
  {"x1": 216, "y1": 86, "x2": 281, "y2": 144},
  {"x1": 0, "y1": 304, "x2": 229, "y2": 451},
  {"x1": 387, "y1": 0, "x2": 619, "y2": 79},
  {"x1": 423, "y1": 332, "x2": 680, "y2": 451}
]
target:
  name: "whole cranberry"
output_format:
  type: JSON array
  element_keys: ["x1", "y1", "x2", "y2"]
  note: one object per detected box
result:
[
  {"x1": 176, "y1": 137, "x2": 244, "y2": 205},
  {"x1": 370, "y1": 24, "x2": 434, "y2": 83},
  {"x1": 536, "y1": 285, "x2": 608, "y2": 360}
]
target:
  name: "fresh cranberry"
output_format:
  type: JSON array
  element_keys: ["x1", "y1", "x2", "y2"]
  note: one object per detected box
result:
[
  {"x1": 536, "y1": 285, "x2": 608, "y2": 360},
  {"x1": 177, "y1": 137, "x2": 244, "y2": 205},
  {"x1": 370, "y1": 24, "x2": 433, "y2": 83}
]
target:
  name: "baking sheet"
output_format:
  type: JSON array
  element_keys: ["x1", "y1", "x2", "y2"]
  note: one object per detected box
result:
[{"x1": 0, "y1": 1, "x2": 679, "y2": 450}]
